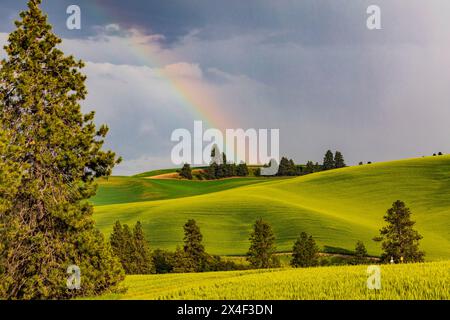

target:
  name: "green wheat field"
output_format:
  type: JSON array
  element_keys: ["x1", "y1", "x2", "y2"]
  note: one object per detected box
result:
[
  {"x1": 93, "y1": 261, "x2": 449, "y2": 300},
  {"x1": 93, "y1": 155, "x2": 450, "y2": 259},
  {"x1": 88, "y1": 155, "x2": 450, "y2": 299}
]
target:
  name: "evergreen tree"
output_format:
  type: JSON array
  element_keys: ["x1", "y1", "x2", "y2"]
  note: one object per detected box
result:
[
  {"x1": 236, "y1": 162, "x2": 249, "y2": 176},
  {"x1": 353, "y1": 240, "x2": 368, "y2": 264},
  {"x1": 229, "y1": 163, "x2": 237, "y2": 176},
  {"x1": 110, "y1": 221, "x2": 153, "y2": 274},
  {"x1": 247, "y1": 218, "x2": 278, "y2": 268},
  {"x1": 121, "y1": 224, "x2": 135, "y2": 274},
  {"x1": 304, "y1": 161, "x2": 315, "y2": 174},
  {"x1": 291, "y1": 232, "x2": 319, "y2": 267},
  {"x1": 133, "y1": 221, "x2": 153, "y2": 274},
  {"x1": 322, "y1": 150, "x2": 335, "y2": 170},
  {"x1": 179, "y1": 163, "x2": 192, "y2": 180},
  {"x1": 152, "y1": 249, "x2": 174, "y2": 274},
  {"x1": 0, "y1": 0, "x2": 123, "y2": 299},
  {"x1": 172, "y1": 246, "x2": 195, "y2": 273},
  {"x1": 0, "y1": 129, "x2": 23, "y2": 281},
  {"x1": 374, "y1": 200, "x2": 425, "y2": 263},
  {"x1": 314, "y1": 162, "x2": 321, "y2": 172},
  {"x1": 277, "y1": 157, "x2": 297, "y2": 176},
  {"x1": 206, "y1": 162, "x2": 218, "y2": 179},
  {"x1": 183, "y1": 219, "x2": 207, "y2": 272},
  {"x1": 334, "y1": 151, "x2": 346, "y2": 168},
  {"x1": 110, "y1": 221, "x2": 126, "y2": 264}
]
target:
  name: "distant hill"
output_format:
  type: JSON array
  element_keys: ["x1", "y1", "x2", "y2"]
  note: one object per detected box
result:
[{"x1": 93, "y1": 155, "x2": 450, "y2": 260}]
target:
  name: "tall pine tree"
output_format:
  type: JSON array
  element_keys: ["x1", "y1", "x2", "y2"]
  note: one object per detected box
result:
[
  {"x1": 133, "y1": 221, "x2": 153, "y2": 274},
  {"x1": 353, "y1": 240, "x2": 368, "y2": 265},
  {"x1": 374, "y1": 200, "x2": 425, "y2": 263},
  {"x1": 334, "y1": 151, "x2": 346, "y2": 168},
  {"x1": 0, "y1": 0, "x2": 124, "y2": 299},
  {"x1": 291, "y1": 232, "x2": 319, "y2": 268},
  {"x1": 247, "y1": 218, "x2": 279, "y2": 268},
  {"x1": 183, "y1": 219, "x2": 207, "y2": 272},
  {"x1": 322, "y1": 150, "x2": 335, "y2": 170}
]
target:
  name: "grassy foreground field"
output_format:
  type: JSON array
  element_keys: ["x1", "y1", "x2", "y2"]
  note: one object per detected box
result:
[
  {"x1": 94, "y1": 261, "x2": 449, "y2": 300},
  {"x1": 93, "y1": 155, "x2": 450, "y2": 259}
]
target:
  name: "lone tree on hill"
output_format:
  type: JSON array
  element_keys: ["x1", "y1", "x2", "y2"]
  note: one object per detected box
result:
[
  {"x1": 133, "y1": 221, "x2": 153, "y2": 274},
  {"x1": 373, "y1": 200, "x2": 425, "y2": 263},
  {"x1": 291, "y1": 232, "x2": 319, "y2": 267},
  {"x1": 247, "y1": 218, "x2": 279, "y2": 268},
  {"x1": 179, "y1": 163, "x2": 193, "y2": 180},
  {"x1": 322, "y1": 150, "x2": 335, "y2": 170},
  {"x1": 334, "y1": 151, "x2": 346, "y2": 168},
  {"x1": 183, "y1": 219, "x2": 207, "y2": 272},
  {"x1": 0, "y1": 0, "x2": 124, "y2": 299},
  {"x1": 353, "y1": 241, "x2": 368, "y2": 264}
]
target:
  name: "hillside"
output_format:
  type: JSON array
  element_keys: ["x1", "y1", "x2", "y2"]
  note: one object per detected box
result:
[
  {"x1": 92, "y1": 176, "x2": 270, "y2": 206},
  {"x1": 95, "y1": 261, "x2": 449, "y2": 300},
  {"x1": 93, "y1": 156, "x2": 450, "y2": 259}
]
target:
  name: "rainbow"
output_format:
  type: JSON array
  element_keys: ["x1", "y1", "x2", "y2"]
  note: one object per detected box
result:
[{"x1": 91, "y1": 1, "x2": 233, "y2": 131}]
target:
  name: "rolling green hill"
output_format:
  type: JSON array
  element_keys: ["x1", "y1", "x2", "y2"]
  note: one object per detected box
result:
[
  {"x1": 92, "y1": 176, "x2": 270, "y2": 206},
  {"x1": 93, "y1": 156, "x2": 450, "y2": 260}
]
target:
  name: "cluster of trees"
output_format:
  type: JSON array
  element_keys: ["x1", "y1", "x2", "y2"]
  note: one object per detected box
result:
[
  {"x1": 322, "y1": 150, "x2": 346, "y2": 170},
  {"x1": 247, "y1": 219, "x2": 371, "y2": 268},
  {"x1": 110, "y1": 221, "x2": 153, "y2": 274},
  {"x1": 247, "y1": 200, "x2": 425, "y2": 269},
  {"x1": 110, "y1": 219, "x2": 244, "y2": 274},
  {"x1": 432, "y1": 152, "x2": 444, "y2": 156},
  {"x1": 180, "y1": 150, "x2": 347, "y2": 180},
  {"x1": 205, "y1": 157, "x2": 249, "y2": 179},
  {"x1": 179, "y1": 163, "x2": 193, "y2": 180},
  {"x1": 179, "y1": 152, "x2": 250, "y2": 180},
  {"x1": 268, "y1": 150, "x2": 346, "y2": 177},
  {"x1": 1, "y1": 1, "x2": 124, "y2": 299},
  {"x1": 276, "y1": 157, "x2": 301, "y2": 176}
]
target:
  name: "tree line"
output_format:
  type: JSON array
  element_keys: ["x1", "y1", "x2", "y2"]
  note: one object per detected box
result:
[
  {"x1": 108, "y1": 198, "x2": 425, "y2": 275},
  {"x1": 179, "y1": 149, "x2": 347, "y2": 180},
  {"x1": 109, "y1": 219, "x2": 248, "y2": 274},
  {"x1": 179, "y1": 151, "x2": 250, "y2": 180},
  {"x1": 113, "y1": 199, "x2": 424, "y2": 274},
  {"x1": 256, "y1": 149, "x2": 347, "y2": 177}
]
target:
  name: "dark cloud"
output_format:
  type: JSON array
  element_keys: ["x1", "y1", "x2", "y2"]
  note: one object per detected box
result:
[{"x1": 1, "y1": 1, "x2": 450, "y2": 174}]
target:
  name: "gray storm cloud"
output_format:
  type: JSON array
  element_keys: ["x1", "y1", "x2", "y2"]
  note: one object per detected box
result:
[{"x1": 1, "y1": 1, "x2": 450, "y2": 175}]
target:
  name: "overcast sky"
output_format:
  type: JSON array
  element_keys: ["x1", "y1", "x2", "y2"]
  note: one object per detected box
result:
[{"x1": 1, "y1": 1, "x2": 450, "y2": 175}]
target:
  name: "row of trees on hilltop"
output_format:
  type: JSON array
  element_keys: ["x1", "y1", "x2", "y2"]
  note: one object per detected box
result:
[
  {"x1": 178, "y1": 151, "x2": 250, "y2": 180},
  {"x1": 259, "y1": 150, "x2": 346, "y2": 177},
  {"x1": 322, "y1": 150, "x2": 346, "y2": 170},
  {"x1": 179, "y1": 150, "x2": 347, "y2": 180}
]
